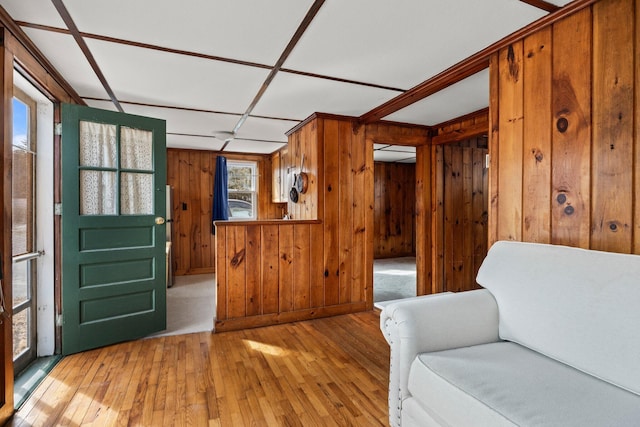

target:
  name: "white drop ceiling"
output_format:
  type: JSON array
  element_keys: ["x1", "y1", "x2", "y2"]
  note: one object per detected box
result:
[{"x1": 1, "y1": 0, "x2": 574, "y2": 161}]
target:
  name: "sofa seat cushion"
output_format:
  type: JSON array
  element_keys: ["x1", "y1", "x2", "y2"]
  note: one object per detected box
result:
[{"x1": 408, "y1": 341, "x2": 640, "y2": 427}]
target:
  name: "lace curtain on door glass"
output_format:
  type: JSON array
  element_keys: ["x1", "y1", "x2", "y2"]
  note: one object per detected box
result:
[
  {"x1": 120, "y1": 127, "x2": 153, "y2": 215},
  {"x1": 79, "y1": 122, "x2": 153, "y2": 215}
]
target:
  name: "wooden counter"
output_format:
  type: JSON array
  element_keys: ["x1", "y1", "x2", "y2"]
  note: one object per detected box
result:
[{"x1": 214, "y1": 220, "x2": 367, "y2": 332}]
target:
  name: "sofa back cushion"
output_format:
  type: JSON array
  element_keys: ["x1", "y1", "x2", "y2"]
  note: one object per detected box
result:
[{"x1": 476, "y1": 241, "x2": 640, "y2": 396}]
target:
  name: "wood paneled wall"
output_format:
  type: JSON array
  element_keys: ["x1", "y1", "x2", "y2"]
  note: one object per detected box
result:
[
  {"x1": 215, "y1": 220, "x2": 370, "y2": 331},
  {"x1": 286, "y1": 118, "x2": 319, "y2": 220},
  {"x1": 430, "y1": 112, "x2": 489, "y2": 294},
  {"x1": 436, "y1": 137, "x2": 488, "y2": 292},
  {"x1": 215, "y1": 114, "x2": 374, "y2": 331},
  {"x1": 289, "y1": 114, "x2": 374, "y2": 309},
  {"x1": 167, "y1": 149, "x2": 285, "y2": 275},
  {"x1": 373, "y1": 162, "x2": 416, "y2": 258},
  {"x1": 489, "y1": 0, "x2": 640, "y2": 254}
]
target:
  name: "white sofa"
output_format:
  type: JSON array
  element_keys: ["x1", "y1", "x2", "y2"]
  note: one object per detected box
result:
[{"x1": 380, "y1": 241, "x2": 640, "y2": 427}]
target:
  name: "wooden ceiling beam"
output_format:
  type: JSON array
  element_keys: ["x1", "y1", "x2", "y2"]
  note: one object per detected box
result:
[
  {"x1": 358, "y1": 0, "x2": 598, "y2": 125},
  {"x1": 518, "y1": 0, "x2": 561, "y2": 13},
  {"x1": 229, "y1": 0, "x2": 326, "y2": 143},
  {"x1": 359, "y1": 58, "x2": 488, "y2": 125},
  {"x1": 51, "y1": 0, "x2": 123, "y2": 112}
]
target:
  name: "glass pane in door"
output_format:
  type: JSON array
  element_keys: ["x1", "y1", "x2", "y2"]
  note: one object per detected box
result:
[
  {"x1": 121, "y1": 172, "x2": 153, "y2": 215},
  {"x1": 12, "y1": 145, "x2": 32, "y2": 256},
  {"x1": 79, "y1": 121, "x2": 117, "y2": 216},
  {"x1": 79, "y1": 121, "x2": 116, "y2": 167},
  {"x1": 120, "y1": 127, "x2": 153, "y2": 170},
  {"x1": 80, "y1": 170, "x2": 117, "y2": 215},
  {"x1": 12, "y1": 94, "x2": 37, "y2": 371},
  {"x1": 12, "y1": 309, "x2": 29, "y2": 358}
]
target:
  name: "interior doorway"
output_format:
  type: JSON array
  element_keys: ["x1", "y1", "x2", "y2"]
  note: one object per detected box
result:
[
  {"x1": 11, "y1": 71, "x2": 55, "y2": 375},
  {"x1": 372, "y1": 160, "x2": 417, "y2": 303}
]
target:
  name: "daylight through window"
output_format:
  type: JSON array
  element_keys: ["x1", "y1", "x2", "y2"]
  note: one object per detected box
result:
[{"x1": 227, "y1": 161, "x2": 257, "y2": 219}]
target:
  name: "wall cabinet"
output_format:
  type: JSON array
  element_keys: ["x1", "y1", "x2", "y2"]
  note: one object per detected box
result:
[{"x1": 271, "y1": 147, "x2": 289, "y2": 203}]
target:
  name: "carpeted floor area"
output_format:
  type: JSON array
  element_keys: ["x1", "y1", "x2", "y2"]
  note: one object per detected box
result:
[
  {"x1": 149, "y1": 273, "x2": 216, "y2": 338},
  {"x1": 149, "y1": 258, "x2": 415, "y2": 338},
  {"x1": 373, "y1": 256, "x2": 417, "y2": 304}
]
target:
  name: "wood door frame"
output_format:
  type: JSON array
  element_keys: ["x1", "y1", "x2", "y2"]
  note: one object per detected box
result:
[
  {"x1": 0, "y1": 28, "x2": 15, "y2": 422},
  {"x1": 0, "y1": 20, "x2": 81, "y2": 420}
]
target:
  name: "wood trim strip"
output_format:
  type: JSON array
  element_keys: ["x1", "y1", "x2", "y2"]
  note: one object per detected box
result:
[
  {"x1": 280, "y1": 68, "x2": 405, "y2": 92},
  {"x1": 16, "y1": 21, "x2": 404, "y2": 93},
  {"x1": 358, "y1": 0, "x2": 599, "y2": 125},
  {"x1": 0, "y1": 29, "x2": 15, "y2": 423},
  {"x1": 16, "y1": 21, "x2": 273, "y2": 72},
  {"x1": 285, "y1": 112, "x2": 358, "y2": 136},
  {"x1": 215, "y1": 219, "x2": 322, "y2": 227},
  {"x1": 167, "y1": 132, "x2": 286, "y2": 144},
  {"x1": 518, "y1": 0, "x2": 561, "y2": 12},
  {"x1": 50, "y1": 0, "x2": 123, "y2": 112},
  {"x1": 214, "y1": 302, "x2": 367, "y2": 332},
  {"x1": 359, "y1": 58, "x2": 489, "y2": 124},
  {"x1": 432, "y1": 121, "x2": 489, "y2": 145},
  {"x1": 83, "y1": 96, "x2": 243, "y2": 117},
  {"x1": 232, "y1": 0, "x2": 326, "y2": 135},
  {"x1": 433, "y1": 107, "x2": 489, "y2": 130}
]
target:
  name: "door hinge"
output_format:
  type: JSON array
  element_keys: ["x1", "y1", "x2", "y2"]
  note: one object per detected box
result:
[
  {"x1": 54, "y1": 123, "x2": 62, "y2": 136},
  {"x1": 54, "y1": 203, "x2": 62, "y2": 216},
  {"x1": 56, "y1": 314, "x2": 63, "y2": 326}
]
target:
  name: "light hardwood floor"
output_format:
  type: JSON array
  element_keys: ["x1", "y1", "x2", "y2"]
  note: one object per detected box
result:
[{"x1": 9, "y1": 311, "x2": 390, "y2": 426}]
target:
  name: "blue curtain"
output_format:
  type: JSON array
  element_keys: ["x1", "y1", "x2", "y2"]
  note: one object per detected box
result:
[{"x1": 212, "y1": 156, "x2": 229, "y2": 234}]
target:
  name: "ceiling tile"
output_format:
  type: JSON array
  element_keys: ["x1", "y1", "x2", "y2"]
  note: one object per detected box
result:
[
  {"x1": 397, "y1": 157, "x2": 417, "y2": 164},
  {"x1": 63, "y1": 0, "x2": 315, "y2": 66},
  {"x1": 374, "y1": 150, "x2": 416, "y2": 163},
  {"x1": 547, "y1": 0, "x2": 574, "y2": 5},
  {"x1": 167, "y1": 134, "x2": 224, "y2": 151},
  {"x1": 224, "y1": 139, "x2": 287, "y2": 155},
  {"x1": 85, "y1": 38, "x2": 270, "y2": 113},
  {"x1": 381, "y1": 145, "x2": 416, "y2": 153},
  {"x1": 84, "y1": 98, "x2": 119, "y2": 111},
  {"x1": 253, "y1": 72, "x2": 399, "y2": 120},
  {"x1": 384, "y1": 69, "x2": 489, "y2": 126},
  {"x1": 23, "y1": 28, "x2": 109, "y2": 99},
  {"x1": 114, "y1": 103, "x2": 240, "y2": 136},
  {"x1": 237, "y1": 116, "x2": 298, "y2": 143},
  {"x1": 284, "y1": 0, "x2": 546, "y2": 89}
]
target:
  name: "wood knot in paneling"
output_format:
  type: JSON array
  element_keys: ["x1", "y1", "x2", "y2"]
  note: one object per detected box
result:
[
  {"x1": 606, "y1": 221, "x2": 627, "y2": 233},
  {"x1": 281, "y1": 253, "x2": 292, "y2": 264},
  {"x1": 230, "y1": 249, "x2": 246, "y2": 268},
  {"x1": 556, "y1": 117, "x2": 569, "y2": 133},
  {"x1": 532, "y1": 149, "x2": 544, "y2": 163},
  {"x1": 506, "y1": 45, "x2": 520, "y2": 82}
]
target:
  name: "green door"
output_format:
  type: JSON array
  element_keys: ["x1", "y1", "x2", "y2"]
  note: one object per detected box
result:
[{"x1": 61, "y1": 103, "x2": 166, "y2": 355}]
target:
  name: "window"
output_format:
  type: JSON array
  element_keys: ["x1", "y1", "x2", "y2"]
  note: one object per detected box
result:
[{"x1": 227, "y1": 161, "x2": 257, "y2": 219}]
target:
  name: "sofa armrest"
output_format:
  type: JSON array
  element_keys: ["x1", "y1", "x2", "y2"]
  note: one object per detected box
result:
[{"x1": 380, "y1": 289, "x2": 500, "y2": 427}]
